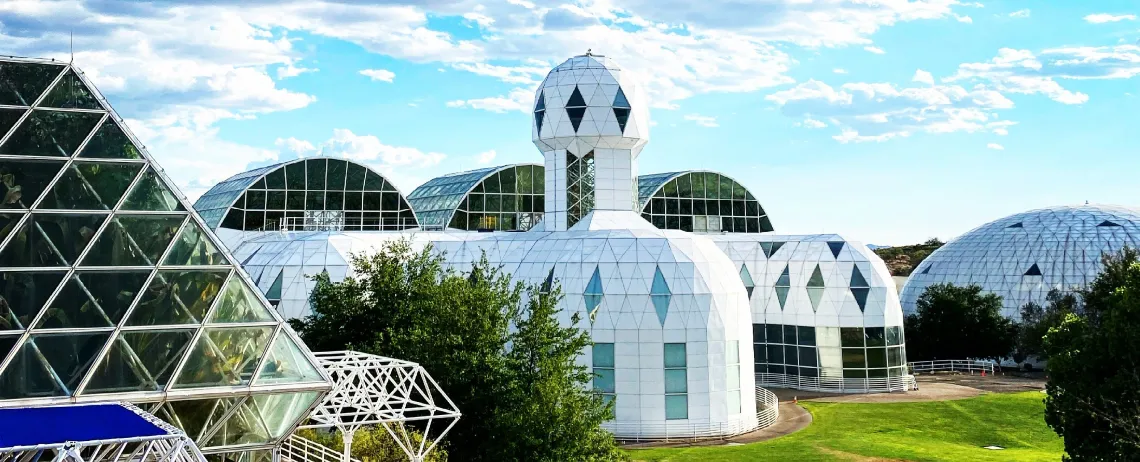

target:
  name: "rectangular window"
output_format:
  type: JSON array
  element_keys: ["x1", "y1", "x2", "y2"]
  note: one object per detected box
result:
[
  {"x1": 727, "y1": 340, "x2": 741, "y2": 414},
  {"x1": 593, "y1": 343, "x2": 615, "y2": 405},
  {"x1": 664, "y1": 343, "x2": 687, "y2": 420}
]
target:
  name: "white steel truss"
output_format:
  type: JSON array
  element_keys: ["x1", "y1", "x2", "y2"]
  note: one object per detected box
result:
[
  {"x1": 0, "y1": 403, "x2": 207, "y2": 462},
  {"x1": 296, "y1": 351, "x2": 460, "y2": 462}
]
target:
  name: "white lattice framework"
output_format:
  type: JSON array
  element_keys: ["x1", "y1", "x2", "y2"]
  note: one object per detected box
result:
[
  {"x1": 0, "y1": 403, "x2": 206, "y2": 462},
  {"x1": 298, "y1": 351, "x2": 460, "y2": 462}
]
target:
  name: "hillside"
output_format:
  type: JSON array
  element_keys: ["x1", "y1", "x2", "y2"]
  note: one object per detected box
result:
[{"x1": 873, "y1": 238, "x2": 944, "y2": 276}]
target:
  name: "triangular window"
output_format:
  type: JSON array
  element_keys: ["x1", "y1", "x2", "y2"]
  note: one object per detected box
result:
[
  {"x1": 739, "y1": 264, "x2": 755, "y2": 299},
  {"x1": 1007, "y1": 222, "x2": 1023, "y2": 228},
  {"x1": 1098, "y1": 220, "x2": 1121, "y2": 227},
  {"x1": 850, "y1": 266, "x2": 869, "y2": 288},
  {"x1": 0, "y1": 110, "x2": 103, "y2": 157},
  {"x1": 612, "y1": 87, "x2": 631, "y2": 133},
  {"x1": 920, "y1": 264, "x2": 931, "y2": 275},
  {"x1": 0, "y1": 61, "x2": 64, "y2": 106},
  {"x1": 584, "y1": 266, "x2": 604, "y2": 322},
  {"x1": 208, "y1": 276, "x2": 276, "y2": 323},
  {"x1": 164, "y1": 221, "x2": 227, "y2": 266},
  {"x1": 827, "y1": 241, "x2": 845, "y2": 258},
  {"x1": 78, "y1": 120, "x2": 143, "y2": 159},
  {"x1": 1025, "y1": 264, "x2": 1042, "y2": 276},
  {"x1": 806, "y1": 265, "x2": 825, "y2": 312},
  {"x1": 534, "y1": 91, "x2": 546, "y2": 136},
  {"x1": 651, "y1": 266, "x2": 671, "y2": 325},
  {"x1": 541, "y1": 266, "x2": 555, "y2": 294},
  {"x1": 39, "y1": 69, "x2": 102, "y2": 110},
  {"x1": 566, "y1": 87, "x2": 587, "y2": 132},
  {"x1": 256, "y1": 331, "x2": 325, "y2": 385},
  {"x1": 83, "y1": 330, "x2": 194, "y2": 393},
  {"x1": 774, "y1": 265, "x2": 791, "y2": 309}
]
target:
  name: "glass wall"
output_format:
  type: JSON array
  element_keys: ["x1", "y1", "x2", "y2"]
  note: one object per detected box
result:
[
  {"x1": 567, "y1": 151, "x2": 595, "y2": 228},
  {"x1": 753, "y1": 324, "x2": 906, "y2": 380},
  {"x1": 407, "y1": 164, "x2": 544, "y2": 231},
  {"x1": 664, "y1": 343, "x2": 687, "y2": 420},
  {"x1": 209, "y1": 158, "x2": 417, "y2": 231},
  {"x1": 637, "y1": 171, "x2": 773, "y2": 233},
  {"x1": 592, "y1": 343, "x2": 615, "y2": 405}
]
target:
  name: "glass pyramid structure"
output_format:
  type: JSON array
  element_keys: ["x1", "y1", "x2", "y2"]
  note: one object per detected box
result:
[{"x1": 0, "y1": 57, "x2": 330, "y2": 456}]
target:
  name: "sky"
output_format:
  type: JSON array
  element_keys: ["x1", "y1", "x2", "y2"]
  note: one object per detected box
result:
[{"x1": 1, "y1": 0, "x2": 1138, "y2": 246}]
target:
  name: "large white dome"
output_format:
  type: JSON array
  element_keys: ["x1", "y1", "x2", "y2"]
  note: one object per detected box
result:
[
  {"x1": 531, "y1": 52, "x2": 650, "y2": 155},
  {"x1": 900, "y1": 204, "x2": 1140, "y2": 320}
]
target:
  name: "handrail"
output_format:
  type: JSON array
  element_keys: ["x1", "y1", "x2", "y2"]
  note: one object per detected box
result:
[
  {"x1": 907, "y1": 360, "x2": 996, "y2": 375},
  {"x1": 278, "y1": 433, "x2": 361, "y2": 462},
  {"x1": 755, "y1": 373, "x2": 912, "y2": 393},
  {"x1": 607, "y1": 385, "x2": 780, "y2": 443}
]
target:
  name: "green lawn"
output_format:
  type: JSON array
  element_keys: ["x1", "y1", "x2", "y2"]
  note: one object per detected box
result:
[{"x1": 627, "y1": 392, "x2": 1064, "y2": 461}]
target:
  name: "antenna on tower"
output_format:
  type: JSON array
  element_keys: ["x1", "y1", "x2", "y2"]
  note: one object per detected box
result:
[
  {"x1": 586, "y1": 49, "x2": 592, "y2": 56},
  {"x1": 69, "y1": 29, "x2": 74, "y2": 64}
]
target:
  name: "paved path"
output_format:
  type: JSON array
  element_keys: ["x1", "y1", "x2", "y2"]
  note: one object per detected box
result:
[{"x1": 622, "y1": 402, "x2": 811, "y2": 449}]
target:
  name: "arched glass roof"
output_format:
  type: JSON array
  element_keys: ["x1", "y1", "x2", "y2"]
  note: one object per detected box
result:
[
  {"x1": 637, "y1": 170, "x2": 773, "y2": 233},
  {"x1": 193, "y1": 158, "x2": 417, "y2": 231},
  {"x1": 407, "y1": 164, "x2": 544, "y2": 231}
]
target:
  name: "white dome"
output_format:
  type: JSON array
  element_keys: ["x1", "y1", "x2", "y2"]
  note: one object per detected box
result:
[
  {"x1": 531, "y1": 53, "x2": 650, "y2": 155},
  {"x1": 900, "y1": 204, "x2": 1140, "y2": 320}
]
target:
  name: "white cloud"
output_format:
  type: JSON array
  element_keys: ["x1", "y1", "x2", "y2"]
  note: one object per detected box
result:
[
  {"x1": 684, "y1": 114, "x2": 719, "y2": 127},
  {"x1": 277, "y1": 63, "x2": 317, "y2": 78},
  {"x1": 833, "y1": 68, "x2": 849, "y2": 74},
  {"x1": 801, "y1": 118, "x2": 827, "y2": 129},
  {"x1": 476, "y1": 149, "x2": 497, "y2": 164},
  {"x1": 1009, "y1": 9, "x2": 1031, "y2": 19},
  {"x1": 864, "y1": 46, "x2": 887, "y2": 55},
  {"x1": 313, "y1": 128, "x2": 445, "y2": 167},
  {"x1": 447, "y1": 88, "x2": 533, "y2": 113},
  {"x1": 359, "y1": 68, "x2": 396, "y2": 82},
  {"x1": 1084, "y1": 14, "x2": 1136, "y2": 24},
  {"x1": 913, "y1": 69, "x2": 935, "y2": 85},
  {"x1": 956, "y1": 15, "x2": 973, "y2": 23},
  {"x1": 275, "y1": 137, "x2": 316, "y2": 155},
  {"x1": 987, "y1": 143, "x2": 1004, "y2": 150},
  {"x1": 948, "y1": 46, "x2": 1140, "y2": 105},
  {"x1": 989, "y1": 120, "x2": 1017, "y2": 135}
]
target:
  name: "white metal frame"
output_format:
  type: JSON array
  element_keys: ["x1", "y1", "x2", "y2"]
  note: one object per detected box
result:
[
  {"x1": 0, "y1": 402, "x2": 207, "y2": 462},
  {"x1": 290, "y1": 351, "x2": 461, "y2": 462},
  {"x1": 908, "y1": 360, "x2": 997, "y2": 375}
]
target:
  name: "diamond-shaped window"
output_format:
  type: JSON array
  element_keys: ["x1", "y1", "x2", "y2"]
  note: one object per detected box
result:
[
  {"x1": 739, "y1": 264, "x2": 755, "y2": 299},
  {"x1": 566, "y1": 87, "x2": 587, "y2": 132},
  {"x1": 774, "y1": 265, "x2": 791, "y2": 309},
  {"x1": 584, "y1": 266, "x2": 603, "y2": 322},
  {"x1": 651, "y1": 265, "x2": 671, "y2": 325},
  {"x1": 806, "y1": 265, "x2": 825, "y2": 312}
]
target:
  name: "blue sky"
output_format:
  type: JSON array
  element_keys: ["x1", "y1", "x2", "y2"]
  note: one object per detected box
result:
[{"x1": 2, "y1": 0, "x2": 1138, "y2": 245}]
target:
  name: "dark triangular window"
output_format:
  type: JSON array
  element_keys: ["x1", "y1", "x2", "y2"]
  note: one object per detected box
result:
[
  {"x1": 920, "y1": 264, "x2": 931, "y2": 275},
  {"x1": 541, "y1": 266, "x2": 555, "y2": 294},
  {"x1": 39, "y1": 70, "x2": 101, "y2": 110},
  {"x1": 827, "y1": 241, "x2": 845, "y2": 258},
  {"x1": 534, "y1": 91, "x2": 546, "y2": 136},
  {"x1": 566, "y1": 87, "x2": 587, "y2": 107},
  {"x1": 613, "y1": 88, "x2": 630, "y2": 108},
  {"x1": 535, "y1": 92, "x2": 546, "y2": 111},
  {"x1": 0, "y1": 62, "x2": 64, "y2": 106},
  {"x1": 1098, "y1": 220, "x2": 1121, "y2": 227},
  {"x1": 760, "y1": 241, "x2": 784, "y2": 258},
  {"x1": 1024, "y1": 264, "x2": 1042, "y2": 276},
  {"x1": 612, "y1": 88, "x2": 630, "y2": 133},
  {"x1": 1007, "y1": 222, "x2": 1023, "y2": 228},
  {"x1": 566, "y1": 87, "x2": 587, "y2": 132}
]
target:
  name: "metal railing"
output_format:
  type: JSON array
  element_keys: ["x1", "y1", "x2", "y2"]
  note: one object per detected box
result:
[
  {"x1": 277, "y1": 216, "x2": 419, "y2": 232},
  {"x1": 908, "y1": 360, "x2": 996, "y2": 375},
  {"x1": 278, "y1": 434, "x2": 361, "y2": 462},
  {"x1": 756, "y1": 373, "x2": 912, "y2": 393},
  {"x1": 607, "y1": 385, "x2": 780, "y2": 443}
]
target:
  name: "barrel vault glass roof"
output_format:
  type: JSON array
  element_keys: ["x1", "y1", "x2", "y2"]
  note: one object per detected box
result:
[
  {"x1": 407, "y1": 164, "x2": 543, "y2": 230},
  {"x1": 637, "y1": 170, "x2": 774, "y2": 233}
]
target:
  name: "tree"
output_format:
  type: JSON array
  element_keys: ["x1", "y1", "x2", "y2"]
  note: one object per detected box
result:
[
  {"x1": 1045, "y1": 248, "x2": 1140, "y2": 460},
  {"x1": 1013, "y1": 289, "x2": 1080, "y2": 364},
  {"x1": 905, "y1": 283, "x2": 1015, "y2": 361},
  {"x1": 290, "y1": 240, "x2": 626, "y2": 461}
]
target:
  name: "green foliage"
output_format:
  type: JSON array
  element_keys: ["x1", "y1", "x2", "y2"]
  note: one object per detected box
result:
[
  {"x1": 291, "y1": 239, "x2": 626, "y2": 461},
  {"x1": 629, "y1": 392, "x2": 1062, "y2": 461},
  {"x1": 1014, "y1": 290, "x2": 1079, "y2": 363},
  {"x1": 295, "y1": 426, "x2": 447, "y2": 462},
  {"x1": 905, "y1": 283, "x2": 1015, "y2": 361},
  {"x1": 1044, "y1": 247, "x2": 1140, "y2": 460},
  {"x1": 872, "y1": 238, "x2": 944, "y2": 276}
]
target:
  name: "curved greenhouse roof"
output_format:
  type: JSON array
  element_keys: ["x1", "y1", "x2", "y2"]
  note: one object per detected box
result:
[
  {"x1": 407, "y1": 163, "x2": 544, "y2": 231},
  {"x1": 637, "y1": 170, "x2": 773, "y2": 233},
  {"x1": 193, "y1": 158, "x2": 417, "y2": 231}
]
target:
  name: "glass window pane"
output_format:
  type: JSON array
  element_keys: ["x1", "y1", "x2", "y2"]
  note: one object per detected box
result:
[
  {"x1": 39, "y1": 162, "x2": 142, "y2": 210},
  {"x1": 265, "y1": 169, "x2": 286, "y2": 189},
  {"x1": 344, "y1": 163, "x2": 366, "y2": 190},
  {"x1": 164, "y1": 222, "x2": 227, "y2": 266},
  {"x1": 126, "y1": 270, "x2": 228, "y2": 325},
  {"x1": 752, "y1": 324, "x2": 765, "y2": 343},
  {"x1": 664, "y1": 369, "x2": 687, "y2": 393},
  {"x1": 0, "y1": 332, "x2": 111, "y2": 398},
  {"x1": 783, "y1": 345, "x2": 798, "y2": 366},
  {"x1": 766, "y1": 344, "x2": 783, "y2": 364},
  {"x1": 0, "y1": 213, "x2": 107, "y2": 266},
  {"x1": 325, "y1": 160, "x2": 347, "y2": 190},
  {"x1": 306, "y1": 159, "x2": 326, "y2": 190},
  {"x1": 40, "y1": 70, "x2": 101, "y2": 109},
  {"x1": 665, "y1": 395, "x2": 688, "y2": 420},
  {"x1": 37, "y1": 271, "x2": 151, "y2": 329},
  {"x1": 594, "y1": 368, "x2": 615, "y2": 393},
  {"x1": 843, "y1": 368, "x2": 867, "y2": 378},
  {"x1": 888, "y1": 346, "x2": 905, "y2": 367},
  {"x1": 256, "y1": 333, "x2": 324, "y2": 385},
  {"x1": 78, "y1": 120, "x2": 141, "y2": 159},
  {"x1": 208, "y1": 277, "x2": 276, "y2": 323},
  {"x1": 866, "y1": 347, "x2": 888, "y2": 368},
  {"x1": 727, "y1": 340, "x2": 739, "y2": 364},
  {"x1": 593, "y1": 343, "x2": 614, "y2": 368},
  {"x1": 865, "y1": 327, "x2": 886, "y2": 347},
  {"x1": 0, "y1": 159, "x2": 67, "y2": 209},
  {"x1": 82, "y1": 215, "x2": 185, "y2": 266},
  {"x1": 286, "y1": 191, "x2": 304, "y2": 209},
  {"x1": 0, "y1": 271, "x2": 67, "y2": 330},
  {"x1": 285, "y1": 162, "x2": 305, "y2": 189},
  {"x1": 253, "y1": 392, "x2": 322, "y2": 439},
  {"x1": 174, "y1": 326, "x2": 274, "y2": 388},
  {"x1": 797, "y1": 326, "x2": 816, "y2": 346},
  {"x1": 783, "y1": 325, "x2": 797, "y2": 345},
  {"x1": 841, "y1": 327, "x2": 864, "y2": 348},
  {"x1": 886, "y1": 326, "x2": 902, "y2": 346},
  {"x1": 664, "y1": 343, "x2": 686, "y2": 367},
  {"x1": 753, "y1": 343, "x2": 766, "y2": 364},
  {"x1": 766, "y1": 324, "x2": 783, "y2": 344},
  {"x1": 798, "y1": 346, "x2": 818, "y2": 368},
  {"x1": 1, "y1": 110, "x2": 103, "y2": 157},
  {"x1": 842, "y1": 348, "x2": 866, "y2": 369},
  {"x1": 84, "y1": 329, "x2": 196, "y2": 393},
  {"x1": 727, "y1": 364, "x2": 740, "y2": 389},
  {"x1": 122, "y1": 169, "x2": 183, "y2": 212},
  {"x1": 0, "y1": 62, "x2": 63, "y2": 106}
]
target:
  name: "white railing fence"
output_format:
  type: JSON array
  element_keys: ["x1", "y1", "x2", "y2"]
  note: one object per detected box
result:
[
  {"x1": 279, "y1": 434, "x2": 361, "y2": 462},
  {"x1": 608, "y1": 385, "x2": 780, "y2": 443},
  {"x1": 908, "y1": 360, "x2": 996, "y2": 375},
  {"x1": 755, "y1": 373, "x2": 912, "y2": 393}
]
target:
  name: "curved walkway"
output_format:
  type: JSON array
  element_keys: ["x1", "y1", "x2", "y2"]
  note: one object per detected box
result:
[{"x1": 622, "y1": 402, "x2": 811, "y2": 449}]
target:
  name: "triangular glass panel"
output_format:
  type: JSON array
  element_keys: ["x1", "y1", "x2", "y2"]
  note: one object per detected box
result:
[
  {"x1": 77, "y1": 119, "x2": 142, "y2": 159},
  {"x1": 205, "y1": 398, "x2": 273, "y2": 448},
  {"x1": 35, "y1": 270, "x2": 151, "y2": 329},
  {"x1": 652, "y1": 295, "x2": 670, "y2": 326},
  {"x1": 535, "y1": 109, "x2": 545, "y2": 136},
  {"x1": 0, "y1": 335, "x2": 17, "y2": 368},
  {"x1": 651, "y1": 266, "x2": 671, "y2": 325},
  {"x1": 920, "y1": 264, "x2": 931, "y2": 275},
  {"x1": 775, "y1": 286, "x2": 789, "y2": 309},
  {"x1": 256, "y1": 332, "x2": 324, "y2": 385},
  {"x1": 567, "y1": 107, "x2": 587, "y2": 132},
  {"x1": 125, "y1": 270, "x2": 228, "y2": 325},
  {"x1": 0, "y1": 159, "x2": 67, "y2": 209},
  {"x1": 807, "y1": 287, "x2": 824, "y2": 312},
  {"x1": 1025, "y1": 264, "x2": 1042, "y2": 276},
  {"x1": 80, "y1": 214, "x2": 185, "y2": 266},
  {"x1": 0, "y1": 110, "x2": 103, "y2": 157},
  {"x1": 585, "y1": 295, "x2": 602, "y2": 323},
  {"x1": 37, "y1": 161, "x2": 142, "y2": 210},
  {"x1": 208, "y1": 276, "x2": 276, "y2": 323},
  {"x1": 850, "y1": 266, "x2": 869, "y2": 288},
  {"x1": 364, "y1": 170, "x2": 387, "y2": 191},
  {"x1": 613, "y1": 88, "x2": 630, "y2": 108},
  {"x1": 0, "y1": 108, "x2": 25, "y2": 139},
  {"x1": 540, "y1": 266, "x2": 555, "y2": 294},
  {"x1": 534, "y1": 91, "x2": 546, "y2": 111},
  {"x1": 739, "y1": 264, "x2": 755, "y2": 299},
  {"x1": 851, "y1": 288, "x2": 870, "y2": 312},
  {"x1": 83, "y1": 329, "x2": 195, "y2": 393},
  {"x1": 0, "y1": 213, "x2": 107, "y2": 266},
  {"x1": 164, "y1": 221, "x2": 227, "y2": 266},
  {"x1": 252, "y1": 392, "x2": 322, "y2": 438},
  {"x1": 585, "y1": 266, "x2": 603, "y2": 295},
  {"x1": 613, "y1": 107, "x2": 629, "y2": 133},
  {"x1": 651, "y1": 266, "x2": 671, "y2": 296},
  {"x1": 1098, "y1": 220, "x2": 1121, "y2": 227},
  {"x1": 121, "y1": 168, "x2": 183, "y2": 211},
  {"x1": 1007, "y1": 222, "x2": 1023, "y2": 228},
  {"x1": 265, "y1": 270, "x2": 284, "y2": 301},
  {"x1": 174, "y1": 326, "x2": 274, "y2": 388},
  {"x1": 0, "y1": 62, "x2": 64, "y2": 106},
  {"x1": 0, "y1": 332, "x2": 111, "y2": 398},
  {"x1": 39, "y1": 69, "x2": 102, "y2": 110},
  {"x1": 0, "y1": 271, "x2": 67, "y2": 331},
  {"x1": 827, "y1": 241, "x2": 845, "y2": 258},
  {"x1": 566, "y1": 87, "x2": 587, "y2": 107},
  {"x1": 761, "y1": 241, "x2": 785, "y2": 258},
  {"x1": 157, "y1": 397, "x2": 240, "y2": 443},
  {"x1": 807, "y1": 265, "x2": 825, "y2": 288},
  {"x1": 775, "y1": 265, "x2": 791, "y2": 287}
]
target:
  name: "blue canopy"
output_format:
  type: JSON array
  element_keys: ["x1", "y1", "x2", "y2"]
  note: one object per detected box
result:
[{"x1": 0, "y1": 403, "x2": 169, "y2": 448}]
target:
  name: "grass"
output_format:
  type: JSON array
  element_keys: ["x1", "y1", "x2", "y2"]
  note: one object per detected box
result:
[{"x1": 627, "y1": 392, "x2": 1064, "y2": 461}]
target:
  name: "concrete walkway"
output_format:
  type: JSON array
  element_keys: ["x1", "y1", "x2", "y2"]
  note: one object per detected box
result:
[{"x1": 622, "y1": 402, "x2": 812, "y2": 449}]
